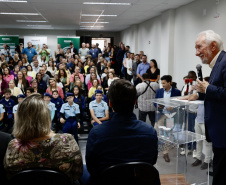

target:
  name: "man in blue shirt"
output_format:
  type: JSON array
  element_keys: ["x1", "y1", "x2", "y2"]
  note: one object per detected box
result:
[
  {"x1": 22, "y1": 42, "x2": 37, "y2": 63},
  {"x1": 89, "y1": 90, "x2": 109, "y2": 126},
  {"x1": 136, "y1": 55, "x2": 150, "y2": 84},
  {"x1": 89, "y1": 44, "x2": 99, "y2": 59},
  {"x1": 60, "y1": 93, "x2": 80, "y2": 142},
  {"x1": 85, "y1": 79, "x2": 159, "y2": 185}
]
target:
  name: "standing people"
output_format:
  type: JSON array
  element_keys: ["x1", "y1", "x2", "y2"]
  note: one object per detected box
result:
[
  {"x1": 146, "y1": 59, "x2": 160, "y2": 83},
  {"x1": 136, "y1": 55, "x2": 150, "y2": 83},
  {"x1": 79, "y1": 42, "x2": 89, "y2": 62},
  {"x1": 132, "y1": 54, "x2": 141, "y2": 86},
  {"x1": 89, "y1": 44, "x2": 99, "y2": 60}
]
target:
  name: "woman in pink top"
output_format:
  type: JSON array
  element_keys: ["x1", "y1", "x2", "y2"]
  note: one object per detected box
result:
[
  {"x1": 46, "y1": 78, "x2": 64, "y2": 99},
  {"x1": 21, "y1": 68, "x2": 32, "y2": 86},
  {"x1": 3, "y1": 68, "x2": 14, "y2": 84},
  {"x1": 87, "y1": 72, "x2": 101, "y2": 91}
]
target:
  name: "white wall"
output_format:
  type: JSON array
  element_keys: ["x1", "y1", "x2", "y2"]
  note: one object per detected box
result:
[
  {"x1": 121, "y1": 0, "x2": 226, "y2": 90},
  {"x1": 0, "y1": 29, "x2": 76, "y2": 57}
]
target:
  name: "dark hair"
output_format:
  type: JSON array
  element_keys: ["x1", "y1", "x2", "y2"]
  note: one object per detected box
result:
[
  {"x1": 161, "y1": 75, "x2": 172, "y2": 83},
  {"x1": 52, "y1": 90, "x2": 59, "y2": 94},
  {"x1": 4, "y1": 88, "x2": 11, "y2": 94},
  {"x1": 142, "y1": 73, "x2": 150, "y2": 80},
  {"x1": 108, "y1": 79, "x2": 137, "y2": 114},
  {"x1": 150, "y1": 59, "x2": 158, "y2": 69},
  {"x1": 58, "y1": 69, "x2": 67, "y2": 78},
  {"x1": 26, "y1": 87, "x2": 34, "y2": 93},
  {"x1": 73, "y1": 85, "x2": 81, "y2": 100},
  {"x1": 70, "y1": 42, "x2": 73, "y2": 45},
  {"x1": 188, "y1": 71, "x2": 197, "y2": 80}
]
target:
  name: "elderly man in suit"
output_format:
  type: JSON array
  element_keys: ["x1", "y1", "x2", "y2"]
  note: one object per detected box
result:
[{"x1": 181, "y1": 30, "x2": 226, "y2": 185}]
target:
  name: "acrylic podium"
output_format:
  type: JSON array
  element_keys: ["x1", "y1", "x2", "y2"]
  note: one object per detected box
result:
[{"x1": 149, "y1": 97, "x2": 210, "y2": 185}]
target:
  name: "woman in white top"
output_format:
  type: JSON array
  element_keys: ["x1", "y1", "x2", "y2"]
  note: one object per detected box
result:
[
  {"x1": 27, "y1": 65, "x2": 36, "y2": 79},
  {"x1": 47, "y1": 60, "x2": 56, "y2": 77},
  {"x1": 21, "y1": 57, "x2": 29, "y2": 67},
  {"x1": 107, "y1": 72, "x2": 119, "y2": 91},
  {"x1": 8, "y1": 80, "x2": 22, "y2": 97}
]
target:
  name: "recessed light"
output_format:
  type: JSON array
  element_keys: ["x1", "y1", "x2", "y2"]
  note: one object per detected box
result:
[
  {"x1": 80, "y1": 22, "x2": 109, "y2": 24},
  {"x1": 27, "y1": 25, "x2": 51, "y2": 27},
  {"x1": 0, "y1": 0, "x2": 27, "y2": 2},
  {"x1": 17, "y1": 20, "x2": 47, "y2": 22},
  {"x1": 83, "y1": 2, "x2": 131, "y2": 5},
  {"x1": 81, "y1": 14, "x2": 117, "y2": 17},
  {"x1": 0, "y1": 12, "x2": 40, "y2": 15},
  {"x1": 80, "y1": 26, "x2": 104, "y2": 28}
]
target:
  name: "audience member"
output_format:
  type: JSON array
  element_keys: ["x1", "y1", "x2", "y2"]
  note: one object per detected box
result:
[
  {"x1": 132, "y1": 54, "x2": 141, "y2": 86},
  {"x1": 46, "y1": 78, "x2": 64, "y2": 99},
  {"x1": 8, "y1": 80, "x2": 23, "y2": 97},
  {"x1": 136, "y1": 73, "x2": 160, "y2": 127},
  {"x1": 4, "y1": 93, "x2": 83, "y2": 182},
  {"x1": 146, "y1": 59, "x2": 160, "y2": 82},
  {"x1": 22, "y1": 42, "x2": 37, "y2": 63},
  {"x1": 137, "y1": 55, "x2": 150, "y2": 83},
  {"x1": 85, "y1": 79, "x2": 159, "y2": 184}
]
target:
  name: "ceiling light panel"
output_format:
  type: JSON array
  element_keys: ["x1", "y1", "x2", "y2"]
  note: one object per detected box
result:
[
  {"x1": 81, "y1": 14, "x2": 117, "y2": 17},
  {"x1": 0, "y1": 12, "x2": 40, "y2": 15},
  {"x1": 83, "y1": 2, "x2": 131, "y2": 5},
  {"x1": 0, "y1": 0, "x2": 27, "y2": 2},
  {"x1": 80, "y1": 22, "x2": 109, "y2": 24},
  {"x1": 17, "y1": 20, "x2": 47, "y2": 22}
]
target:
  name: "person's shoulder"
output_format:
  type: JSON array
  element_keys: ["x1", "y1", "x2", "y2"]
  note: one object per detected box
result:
[{"x1": 0, "y1": 131, "x2": 12, "y2": 142}]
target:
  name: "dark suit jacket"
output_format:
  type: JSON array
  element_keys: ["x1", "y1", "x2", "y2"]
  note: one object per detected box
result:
[
  {"x1": 72, "y1": 48, "x2": 78, "y2": 56},
  {"x1": 155, "y1": 87, "x2": 181, "y2": 99},
  {"x1": 0, "y1": 131, "x2": 12, "y2": 185},
  {"x1": 132, "y1": 61, "x2": 141, "y2": 81},
  {"x1": 198, "y1": 50, "x2": 226, "y2": 148}
]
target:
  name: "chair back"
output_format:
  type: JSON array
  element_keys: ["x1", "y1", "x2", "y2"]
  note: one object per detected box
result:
[
  {"x1": 98, "y1": 162, "x2": 160, "y2": 185},
  {"x1": 9, "y1": 168, "x2": 73, "y2": 185}
]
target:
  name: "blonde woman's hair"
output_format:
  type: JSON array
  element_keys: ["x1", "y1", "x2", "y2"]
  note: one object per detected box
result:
[
  {"x1": 49, "y1": 78, "x2": 57, "y2": 92},
  {"x1": 13, "y1": 93, "x2": 51, "y2": 141}
]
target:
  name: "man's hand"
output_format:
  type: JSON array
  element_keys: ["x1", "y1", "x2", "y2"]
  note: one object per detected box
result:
[
  {"x1": 77, "y1": 122, "x2": 81, "y2": 129},
  {"x1": 166, "y1": 107, "x2": 173, "y2": 111},
  {"x1": 196, "y1": 79, "x2": 209, "y2": 93},
  {"x1": 178, "y1": 93, "x2": 199, "y2": 101},
  {"x1": 60, "y1": 118, "x2": 66, "y2": 124},
  {"x1": 158, "y1": 105, "x2": 164, "y2": 109}
]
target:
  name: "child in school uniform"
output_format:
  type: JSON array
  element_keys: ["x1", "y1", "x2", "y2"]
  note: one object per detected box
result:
[
  {"x1": 13, "y1": 94, "x2": 26, "y2": 118},
  {"x1": 0, "y1": 103, "x2": 5, "y2": 130},
  {"x1": 43, "y1": 93, "x2": 56, "y2": 123},
  {"x1": 51, "y1": 90, "x2": 64, "y2": 132},
  {"x1": 60, "y1": 92, "x2": 80, "y2": 143},
  {"x1": 0, "y1": 88, "x2": 15, "y2": 133}
]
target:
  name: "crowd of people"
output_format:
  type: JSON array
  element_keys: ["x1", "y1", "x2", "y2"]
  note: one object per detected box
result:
[{"x1": 0, "y1": 29, "x2": 224, "y2": 185}]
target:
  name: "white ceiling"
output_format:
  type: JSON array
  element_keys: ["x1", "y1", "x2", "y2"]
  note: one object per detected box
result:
[{"x1": 0, "y1": 0, "x2": 196, "y2": 31}]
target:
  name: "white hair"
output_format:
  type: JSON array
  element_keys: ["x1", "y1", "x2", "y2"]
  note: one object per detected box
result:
[{"x1": 198, "y1": 30, "x2": 224, "y2": 50}]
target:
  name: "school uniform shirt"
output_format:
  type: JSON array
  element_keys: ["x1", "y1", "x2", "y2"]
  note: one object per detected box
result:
[
  {"x1": 13, "y1": 104, "x2": 18, "y2": 114},
  {"x1": 89, "y1": 100, "x2": 109, "y2": 118},
  {"x1": 48, "y1": 102, "x2": 56, "y2": 112},
  {"x1": 60, "y1": 102, "x2": 80, "y2": 119}
]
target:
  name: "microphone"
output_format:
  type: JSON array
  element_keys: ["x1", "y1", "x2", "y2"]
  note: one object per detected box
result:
[{"x1": 196, "y1": 64, "x2": 203, "y2": 81}]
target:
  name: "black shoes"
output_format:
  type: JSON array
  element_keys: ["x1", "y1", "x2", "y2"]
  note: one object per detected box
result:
[
  {"x1": 200, "y1": 162, "x2": 210, "y2": 170},
  {"x1": 191, "y1": 159, "x2": 202, "y2": 167},
  {"x1": 163, "y1": 153, "x2": 170, "y2": 163}
]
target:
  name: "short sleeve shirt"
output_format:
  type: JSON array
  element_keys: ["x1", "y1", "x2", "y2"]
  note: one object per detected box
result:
[
  {"x1": 89, "y1": 100, "x2": 108, "y2": 118},
  {"x1": 0, "y1": 104, "x2": 5, "y2": 114},
  {"x1": 48, "y1": 102, "x2": 56, "y2": 112},
  {"x1": 22, "y1": 47, "x2": 37, "y2": 63},
  {"x1": 13, "y1": 104, "x2": 18, "y2": 114},
  {"x1": 60, "y1": 102, "x2": 80, "y2": 119}
]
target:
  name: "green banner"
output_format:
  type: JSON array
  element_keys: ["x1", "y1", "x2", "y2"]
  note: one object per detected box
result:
[
  {"x1": 57, "y1": 37, "x2": 80, "y2": 53},
  {"x1": 0, "y1": 35, "x2": 19, "y2": 56}
]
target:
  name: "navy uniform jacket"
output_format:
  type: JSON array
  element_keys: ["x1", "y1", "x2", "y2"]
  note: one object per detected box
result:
[
  {"x1": 86, "y1": 112, "x2": 158, "y2": 183},
  {"x1": 51, "y1": 97, "x2": 64, "y2": 113},
  {"x1": 74, "y1": 96, "x2": 85, "y2": 112},
  {"x1": 0, "y1": 98, "x2": 15, "y2": 115},
  {"x1": 198, "y1": 51, "x2": 226, "y2": 148}
]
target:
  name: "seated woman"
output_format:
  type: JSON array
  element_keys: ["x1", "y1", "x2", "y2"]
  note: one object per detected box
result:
[
  {"x1": 8, "y1": 80, "x2": 23, "y2": 97},
  {"x1": 46, "y1": 78, "x2": 64, "y2": 99},
  {"x1": 36, "y1": 72, "x2": 47, "y2": 92},
  {"x1": 4, "y1": 93, "x2": 83, "y2": 182},
  {"x1": 0, "y1": 72, "x2": 8, "y2": 95},
  {"x1": 58, "y1": 69, "x2": 69, "y2": 93},
  {"x1": 14, "y1": 71, "x2": 29, "y2": 95},
  {"x1": 87, "y1": 73, "x2": 101, "y2": 91},
  {"x1": 10, "y1": 65, "x2": 20, "y2": 78},
  {"x1": 89, "y1": 89, "x2": 109, "y2": 126},
  {"x1": 3, "y1": 68, "x2": 14, "y2": 84},
  {"x1": 21, "y1": 68, "x2": 32, "y2": 86},
  {"x1": 69, "y1": 74, "x2": 80, "y2": 92},
  {"x1": 88, "y1": 79, "x2": 99, "y2": 98},
  {"x1": 27, "y1": 65, "x2": 36, "y2": 79}
]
